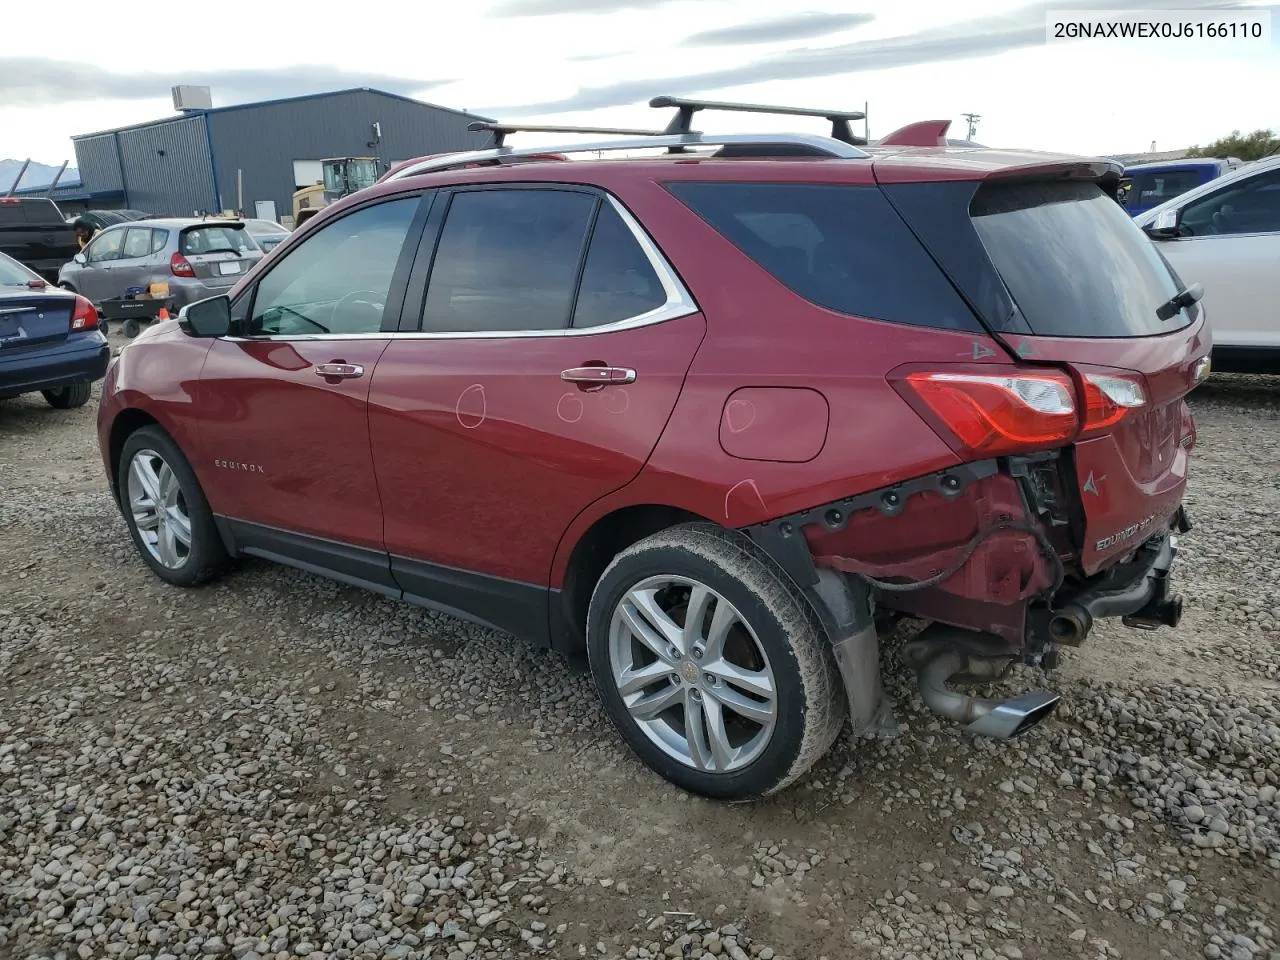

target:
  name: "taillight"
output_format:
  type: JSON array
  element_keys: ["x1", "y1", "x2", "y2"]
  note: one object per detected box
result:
[
  {"x1": 170, "y1": 252, "x2": 195, "y2": 277},
  {"x1": 70, "y1": 294, "x2": 99, "y2": 331},
  {"x1": 898, "y1": 370, "x2": 1078, "y2": 457},
  {"x1": 1080, "y1": 374, "x2": 1146, "y2": 432}
]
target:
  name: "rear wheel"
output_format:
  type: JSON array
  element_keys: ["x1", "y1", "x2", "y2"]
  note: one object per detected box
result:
[
  {"x1": 123, "y1": 318, "x2": 140, "y2": 338},
  {"x1": 42, "y1": 383, "x2": 92, "y2": 409},
  {"x1": 587, "y1": 523, "x2": 845, "y2": 800},
  {"x1": 118, "y1": 425, "x2": 229, "y2": 587}
]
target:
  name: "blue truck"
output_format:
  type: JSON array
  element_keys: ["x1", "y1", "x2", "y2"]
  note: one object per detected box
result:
[{"x1": 1118, "y1": 157, "x2": 1242, "y2": 217}]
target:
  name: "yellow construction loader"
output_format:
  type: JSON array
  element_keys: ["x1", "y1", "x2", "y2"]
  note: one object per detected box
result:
[{"x1": 291, "y1": 157, "x2": 380, "y2": 226}]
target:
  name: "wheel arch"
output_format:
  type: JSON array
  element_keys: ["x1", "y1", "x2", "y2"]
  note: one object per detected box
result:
[
  {"x1": 554, "y1": 503, "x2": 712, "y2": 653},
  {"x1": 107, "y1": 408, "x2": 164, "y2": 504}
]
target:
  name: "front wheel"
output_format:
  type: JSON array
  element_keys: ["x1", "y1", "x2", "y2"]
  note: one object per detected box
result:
[
  {"x1": 42, "y1": 383, "x2": 92, "y2": 409},
  {"x1": 122, "y1": 318, "x2": 141, "y2": 338},
  {"x1": 118, "y1": 425, "x2": 229, "y2": 587},
  {"x1": 586, "y1": 523, "x2": 846, "y2": 800}
]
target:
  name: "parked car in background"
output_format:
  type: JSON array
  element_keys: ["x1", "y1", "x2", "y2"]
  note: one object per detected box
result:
[
  {"x1": 1135, "y1": 154, "x2": 1280, "y2": 373},
  {"x1": 0, "y1": 197, "x2": 79, "y2": 283},
  {"x1": 97, "y1": 102, "x2": 1205, "y2": 801},
  {"x1": 68, "y1": 209, "x2": 154, "y2": 232},
  {"x1": 242, "y1": 217, "x2": 291, "y2": 252},
  {"x1": 1119, "y1": 157, "x2": 1241, "y2": 217},
  {"x1": 59, "y1": 218, "x2": 264, "y2": 309},
  {"x1": 0, "y1": 250, "x2": 109, "y2": 409}
]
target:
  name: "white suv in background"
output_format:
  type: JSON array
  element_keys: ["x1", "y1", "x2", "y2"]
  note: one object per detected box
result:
[{"x1": 1135, "y1": 155, "x2": 1280, "y2": 374}]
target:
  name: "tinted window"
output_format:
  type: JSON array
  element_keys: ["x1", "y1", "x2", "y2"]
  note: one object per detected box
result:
[
  {"x1": 1179, "y1": 169, "x2": 1280, "y2": 237},
  {"x1": 180, "y1": 225, "x2": 256, "y2": 256},
  {"x1": 150, "y1": 229, "x2": 170, "y2": 254},
  {"x1": 971, "y1": 180, "x2": 1189, "y2": 338},
  {"x1": 86, "y1": 229, "x2": 124, "y2": 262},
  {"x1": 248, "y1": 196, "x2": 420, "y2": 336},
  {"x1": 122, "y1": 227, "x2": 153, "y2": 259},
  {"x1": 0, "y1": 199, "x2": 62, "y2": 225},
  {"x1": 667, "y1": 182, "x2": 979, "y2": 331},
  {"x1": 422, "y1": 189, "x2": 596, "y2": 333},
  {"x1": 572, "y1": 204, "x2": 666, "y2": 328}
]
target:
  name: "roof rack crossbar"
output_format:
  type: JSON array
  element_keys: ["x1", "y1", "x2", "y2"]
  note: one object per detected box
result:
[
  {"x1": 386, "y1": 131, "x2": 869, "y2": 181},
  {"x1": 467, "y1": 120, "x2": 673, "y2": 148},
  {"x1": 649, "y1": 95, "x2": 868, "y2": 146}
]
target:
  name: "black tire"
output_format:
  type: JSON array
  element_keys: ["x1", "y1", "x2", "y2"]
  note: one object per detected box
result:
[
  {"x1": 117, "y1": 425, "x2": 229, "y2": 587},
  {"x1": 586, "y1": 522, "x2": 846, "y2": 801},
  {"x1": 99, "y1": 318, "x2": 110, "y2": 336},
  {"x1": 122, "y1": 318, "x2": 140, "y2": 338},
  {"x1": 42, "y1": 383, "x2": 92, "y2": 409}
]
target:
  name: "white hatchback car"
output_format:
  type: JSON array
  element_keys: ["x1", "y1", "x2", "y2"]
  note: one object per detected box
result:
[{"x1": 1134, "y1": 155, "x2": 1280, "y2": 373}]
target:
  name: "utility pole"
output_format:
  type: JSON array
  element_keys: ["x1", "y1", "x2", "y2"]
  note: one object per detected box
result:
[{"x1": 962, "y1": 112, "x2": 981, "y2": 141}]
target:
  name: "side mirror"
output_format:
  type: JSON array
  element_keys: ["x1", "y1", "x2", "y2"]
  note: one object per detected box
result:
[
  {"x1": 1143, "y1": 207, "x2": 1182, "y2": 240},
  {"x1": 178, "y1": 295, "x2": 232, "y2": 338},
  {"x1": 73, "y1": 252, "x2": 87, "y2": 265}
]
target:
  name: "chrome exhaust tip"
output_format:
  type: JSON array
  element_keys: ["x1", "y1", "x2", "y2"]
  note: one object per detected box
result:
[
  {"x1": 905, "y1": 627, "x2": 1060, "y2": 742},
  {"x1": 964, "y1": 690, "x2": 1060, "y2": 740}
]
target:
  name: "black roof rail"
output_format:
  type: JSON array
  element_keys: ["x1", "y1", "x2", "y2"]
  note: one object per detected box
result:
[
  {"x1": 650, "y1": 95, "x2": 868, "y2": 146},
  {"x1": 467, "y1": 120, "x2": 673, "y2": 148}
]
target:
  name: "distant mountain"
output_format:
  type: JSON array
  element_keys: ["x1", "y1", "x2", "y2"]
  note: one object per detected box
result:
[{"x1": 0, "y1": 158, "x2": 80, "y2": 191}]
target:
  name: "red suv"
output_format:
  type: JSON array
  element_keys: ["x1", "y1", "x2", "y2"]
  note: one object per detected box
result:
[{"x1": 97, "y1": 98, "x2": 1208, "y2": 801}]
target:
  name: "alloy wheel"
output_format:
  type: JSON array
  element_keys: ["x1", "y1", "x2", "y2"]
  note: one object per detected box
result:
[
  {"x1": 607, "y1": 575, "x2": 777, "y2": 774},
  {"x1": 126, "y1": 448, "x2": 193, "y2": 569}
]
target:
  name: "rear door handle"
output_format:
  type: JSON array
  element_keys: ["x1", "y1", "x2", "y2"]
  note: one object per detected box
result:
[
  {"x1": 560, "y1": 366, "x2": 636, "y2": 385},
  {"x1": 315, "y1": 362, "x2": 364, "y2": 379}
]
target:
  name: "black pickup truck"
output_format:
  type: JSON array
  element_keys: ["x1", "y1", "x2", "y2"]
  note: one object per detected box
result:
[{"x1": 0, "y1": 197, "x2": 80, "y2": 283}]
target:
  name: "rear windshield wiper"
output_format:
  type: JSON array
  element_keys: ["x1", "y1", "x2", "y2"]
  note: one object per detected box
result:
[{"x1": 1157, "y1": 282, "x2": 1204, "y2": 322}]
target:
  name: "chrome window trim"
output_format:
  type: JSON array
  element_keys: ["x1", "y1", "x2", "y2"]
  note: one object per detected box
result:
[{"x1": 224, "y1": 192, "x2": 700, "y2": 343}]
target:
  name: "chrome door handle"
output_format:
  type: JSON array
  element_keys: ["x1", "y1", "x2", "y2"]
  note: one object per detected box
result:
[
  {"x1": 560, "y1": 366, "x2": 636, "y2": 385},
  {"x1": 315, "y1": 362, "x2": 364, "y2": 379}
]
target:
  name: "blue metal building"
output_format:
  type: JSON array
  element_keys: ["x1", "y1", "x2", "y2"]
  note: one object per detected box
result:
[{"x1": 41, "y1": 88, "x2": 494, "y2": 221}]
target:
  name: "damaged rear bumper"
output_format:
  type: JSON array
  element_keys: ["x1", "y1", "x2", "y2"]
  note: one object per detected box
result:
[
  {"x1": 741, "y1": 465, "x2": 1192, "y2": 743},
  {"x1": 1040, "y1": 506, "x2": 1190, "y2": 645}
]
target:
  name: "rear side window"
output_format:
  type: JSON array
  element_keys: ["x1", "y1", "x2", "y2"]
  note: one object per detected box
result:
[
  {"x1": 665, "y1": 182, "x2": 979, "y2": 332},
  {"x1": 572, "y1": 204, "x2": 666, "y2": 328},
  {"x1": 122, "y1": 227, "x2": 153, "y2": 259},
  {"x1": 180, "y1": 225, "x2": 256, "y2": 256},
  {"x1": 151, "y1": 229, "x2": 170, "y2": 254},
  {"x1": 422, "y1": 189, "x2": 596, "y2": 333},
  {"x1": 970, "y1": 180, "x2": 1189, "y2": 337}
]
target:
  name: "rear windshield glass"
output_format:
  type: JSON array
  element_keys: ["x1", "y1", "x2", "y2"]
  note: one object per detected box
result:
[
  {"x1": 0, "y1": 255, "x2": 37, "y2": 285},
  {"x1": 970, "y1": 181, "x2": 1191, "y2": 338},
  {"x1": 0, "y1": 200, "x2": 62, "y2": 225},
  {"x1": 1126, "y1": 169, "x2": 1203, "y2": 207},
  {"x1": 666, "y1": 182, "x2": 980, "y2": 332},
  {"x1": 180, "y1": 225, "x2": 256, "y2": 256}
]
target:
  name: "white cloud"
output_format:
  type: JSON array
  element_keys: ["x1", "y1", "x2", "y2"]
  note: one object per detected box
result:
[{"x1": 1, "y1": 0, "x2": 1276, "y2": 165}]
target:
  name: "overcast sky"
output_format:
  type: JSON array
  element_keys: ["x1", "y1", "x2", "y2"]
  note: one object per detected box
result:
[{"x1": 1, "y1": 0, "x2": 1277, "y2": 170}]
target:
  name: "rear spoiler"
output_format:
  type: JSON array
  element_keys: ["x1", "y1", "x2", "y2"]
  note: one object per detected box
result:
[{"x1": 181, "y1": 220, "x2": 245, "y2": 231}]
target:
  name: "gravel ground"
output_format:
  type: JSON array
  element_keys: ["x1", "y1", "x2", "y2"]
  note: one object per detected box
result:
[{"x1": 2, "y1": 333, "x2": 1277, "y2": 960}]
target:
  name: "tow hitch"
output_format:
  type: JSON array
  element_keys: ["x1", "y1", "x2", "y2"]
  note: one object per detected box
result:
[{"x1": 1048, "y1": 525, "x2": 1184, "y2": 643}]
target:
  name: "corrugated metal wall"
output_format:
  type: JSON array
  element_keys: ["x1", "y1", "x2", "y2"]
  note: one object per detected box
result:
[
  {"x1": 115, "y1": 117, "x2": 217, "y2": 216},
  {"x1": 207, "y1": 90, "x2": 494, "y2": 219},
  {"x1": 72, "y1": 134, "x2": 125, "y2": 193}
]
